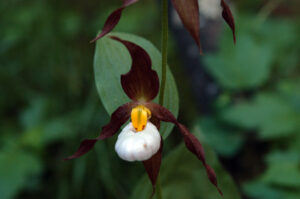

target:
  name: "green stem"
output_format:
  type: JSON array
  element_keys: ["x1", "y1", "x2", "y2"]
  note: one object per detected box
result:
[
  {"x1": 156, "y1": 0, "x2": 168, "y2": 198},
  {"x1": 159, "y1": 0, "x2": 168, "y2": 106},
  {"x1": 156, "y1": 175, "x2": 163, "y2": 199}
]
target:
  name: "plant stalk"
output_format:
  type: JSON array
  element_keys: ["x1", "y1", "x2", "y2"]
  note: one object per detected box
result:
[
  {"x1": 156, "y1": 0, "x2": 168, "y2": 198},
  {"x1": 159, "y1": 0, "x2": 168, "y2": 106},
  {"x1": 156, "y1": 174, "x2": 163, "y2": 199}
]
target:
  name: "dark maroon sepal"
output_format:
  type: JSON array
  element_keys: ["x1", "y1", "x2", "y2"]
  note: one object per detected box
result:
[
  {"x1": 90, "y1": 0, "x2": 139, "y2": 43},
  {"x1": 64, "y1": 139, "x2": 98, "y2": 160},
  {"x1": 147, "y1": 103, "x2": 222, "y2": 195},
  {"x1": 178, "y1": 124, "x2": 223, "y2": 196},
  {"x1": 205, "y1": 164, "x2": 223, "y2": 196},
  {"x1": 64, "y1": 102, "x2": 134, "y2": 160},
  {"x1": 221, "y1": 0, "x2": 236, "y2": 43},
  {"x1": 109, "y1": 36, "x2": 159, "y2": 102},
  {"x1": 143, "y1": 138, "x2": 163, "y2": 198},
  {"x1": 171, "y1": 0, "x2": 202, "y2": 53}
]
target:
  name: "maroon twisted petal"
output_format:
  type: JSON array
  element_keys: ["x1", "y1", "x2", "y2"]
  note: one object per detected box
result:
[
  {"x1": 147, "y1": 102, "x2": 223, "y2": 196},
  {"x1": 171, "y1": 0, "x2": 202, "y2": 53},
  {"x1": 109, "y1": 36, "x2": 160, "y2": 102},
  {"x1": 143, "y1": 137, "x2": 163, "y2": 198},
  {"x1": 65, "y1": 102, "x2": 134, "y2": 160},
  {"x1": 90, "y1": 0, "x2": 139, "y2": 43},
  {"x1": 221, "y1": 0, "x2": 236, "y2": 43}
]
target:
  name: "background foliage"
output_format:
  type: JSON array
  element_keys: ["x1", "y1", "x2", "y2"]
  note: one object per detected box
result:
[{"x1": 0, "y1": 0, "x2": 299, "y2": 199}]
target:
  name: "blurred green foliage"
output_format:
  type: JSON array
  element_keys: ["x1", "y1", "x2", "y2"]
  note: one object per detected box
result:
[
  {"x1": 0, "y1": 0, "x2": 159, "y2": 198},
  {"x1": 1, "y1": 0, "x2": 300, "y2": 199},
  {"x1": 201, "y1": 8, "x2": 300, "y2": 199}
]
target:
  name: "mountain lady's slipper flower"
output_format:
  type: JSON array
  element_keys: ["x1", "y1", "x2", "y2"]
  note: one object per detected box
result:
[
  {"x1": 90, "y1": 0, "x2": 236, "y2": 53},
  {"x1": 115, "y1": 121, "x2": 161, "y2": 161},
  {"x1": 66, "y1": 36, "x2": 222, "y2": 195}
]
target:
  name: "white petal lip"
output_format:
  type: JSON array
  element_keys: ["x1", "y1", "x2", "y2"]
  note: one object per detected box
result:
[{"x1": 115, "y1": 122, "x2": 161, "y2": 162}]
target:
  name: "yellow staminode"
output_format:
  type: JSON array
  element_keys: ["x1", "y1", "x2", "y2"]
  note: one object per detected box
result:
[{"x1": 131, "y1": 105, "x2": 151, "y2": 132}]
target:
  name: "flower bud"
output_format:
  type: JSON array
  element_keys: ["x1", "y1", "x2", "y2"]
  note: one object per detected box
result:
[{"x1": 115, "y1": 122, "x2": 161, "y2": 161}]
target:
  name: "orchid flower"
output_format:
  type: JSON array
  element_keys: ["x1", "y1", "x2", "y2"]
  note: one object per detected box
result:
[
  {"x1": 90, "y1": 0, "x2": 235, "y2": 53},
  {"x1": 66, "y1": 36, "x2": 222, "y2": 196}
]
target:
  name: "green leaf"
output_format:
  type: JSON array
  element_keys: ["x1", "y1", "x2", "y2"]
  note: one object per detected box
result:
[
  {"x1": 261, "y1": 164, "x2": 300, "y2": 188},
  {"x1": 204, "y1": 34, "x2": 273, "y2": 90},
  {"x1": 0, "y1": 149, "x2": 41, "y2": 199},
  {"x1": 130, "y1": 127, "x2": 241, "y2": 199},
  {"x1": 277, "y1": 79, "x2": 300, "y2": 109},
  {"x1": 243, "y1": 181, "x2": 283, "y2": 199},
  {"x1": 243, "y1": 180, "x2": 300, "y2": 199},
  {"x1": 222, "y1": 93, "x2": 300, "y2": 139},
  {"x1": 243, "y1": 151, "x2": 300, "y2": 199},
  {"x1": 265, "y1": 151, "x2": 300, "y2": 164},
  {"x1": 259, "y1": 19, "x2": 299, "y2": 74},
  {"x1": 261, "y1": 151, "x2": 300, "y2": 188},
  {"x1": 198, "y1": 117, "x2": 245, "y2": 157},
  {"x1": 20, "y1": 114, "x2": 79, "y2": 149},
  {"x1": 94, "y1": 32, "x2": 179, "y2": 138}
]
